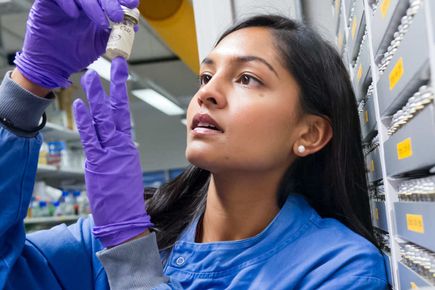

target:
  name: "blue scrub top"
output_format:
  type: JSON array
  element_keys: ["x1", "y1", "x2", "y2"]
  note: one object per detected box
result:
[{"x1": 163, "y1": 194, "x2": 388, "y2": 289}]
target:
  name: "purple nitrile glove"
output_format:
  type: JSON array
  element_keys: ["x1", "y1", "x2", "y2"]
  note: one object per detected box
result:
[
  {"x1": 72, "y1": 57, "x2": 152, "y2": 248},
  {"x1": 15, "y1": 0, "x2": 139, "y2": 89}
]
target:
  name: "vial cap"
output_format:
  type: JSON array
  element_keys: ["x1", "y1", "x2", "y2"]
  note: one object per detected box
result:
[{"x1": 121, "y1": 6, "x2": 140, "y2": 22}]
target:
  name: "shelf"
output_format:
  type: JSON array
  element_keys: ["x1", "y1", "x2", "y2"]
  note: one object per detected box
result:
[
  {"x1": 398, "y1": 262, "x2": 434, "y2": 289},
  {"x1": 377, "y1": 3, "x2": 431, "y2": 116},
  {"x1": 359, "y1": 95, "x2": 377, "y2": 142},
  {"x1": 395, "y1": 201, "x2": 435, "y2": 252},
  {"x1": 24, "y1": 215, "x2": 81, "y2": 225},
  {"x1": 366, "y1": 147, "x2": 383, "y2": 183},
  {"x1": 370, "y1": 200, "x2": 388, "y2": 232},
  {"x1": 383, "y1": 252, "x2": 393, "y2": 286},
  {"x1": 370, "y1": 0, "x2": 409, "y2": 58},
  {"x1": 37, "y1": 164, "x2": 84, "y2": 179},
  {"x1": 348, "y1": 0, "x2": 365, "y2": 61},
  {"x1": 42, "y1": 122, "x2": 80, "y2": 142},
  {"x1": 384, "y1": 104, "x2": 435, "y2": 176}
]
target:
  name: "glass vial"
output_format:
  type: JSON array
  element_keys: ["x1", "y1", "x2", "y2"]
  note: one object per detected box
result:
[{"x1": 106, "y1": 6, "x2": 140, "y2": 60}]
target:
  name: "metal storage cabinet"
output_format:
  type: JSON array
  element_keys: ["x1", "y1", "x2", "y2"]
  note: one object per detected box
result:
[{"x1": 333, "y1": 0, "x2": 435, "y2": 288}]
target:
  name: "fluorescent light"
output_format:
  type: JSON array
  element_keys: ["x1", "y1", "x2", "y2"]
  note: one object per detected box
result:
[
  {"x1": 87, "y1": 57, "x2": 131, "y2": 81},
  {"x1": 132, "y1": 89, "x2": 185, "y2": 116}
]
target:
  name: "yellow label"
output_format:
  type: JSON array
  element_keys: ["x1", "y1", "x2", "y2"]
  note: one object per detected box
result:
[
  {"x1": 389, "y1": 57, "x2": 404, "y2": 90},
  {"x1": 357, "y1": 64, "x2": 363, "y2": 82},
  {"x1": 381, "y1": 0, "x2": 391, "y2": 18},
  {"x1": 338, "y1": 32, "x2": 343, "y2": 50},
  {"x1": 406, "y1": 214, "x2": 424, "y2": 234},
  {"x1": 351, "y1": 17, "x2": 357, "y2": 39},
  {"x1": 370, "y1": 160, "x2": 375, "y2": 172},
  {"x1": 364, "y1": 110, "x2": 369, "y2": 123},
  {"x1": 374, "y1": 207, "x2": 379, "y2": 221},
  {"x1": 397, "y1": 137, "x2": 413, "y2": 160}
]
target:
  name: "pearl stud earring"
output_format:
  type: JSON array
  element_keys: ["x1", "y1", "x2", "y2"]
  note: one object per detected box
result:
[{"x1": 297, "y1": 145, "x2": 306, "y2": 154}]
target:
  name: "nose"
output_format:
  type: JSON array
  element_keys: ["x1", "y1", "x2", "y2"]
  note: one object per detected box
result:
[{"x1": 195, "y1": 76, "x2": 227, "y2": 109}]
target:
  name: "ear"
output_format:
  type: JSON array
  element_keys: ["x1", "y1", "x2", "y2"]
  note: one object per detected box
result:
[{"x1": 293, "y1": 115, "x2": 333, "y2": 157}]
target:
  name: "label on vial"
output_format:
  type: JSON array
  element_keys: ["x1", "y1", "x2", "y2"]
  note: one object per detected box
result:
[
  {"x1": 406, "y1": 214, "x2": 424, "y2": 233},
  {"x1": 364, "y1": 110, "x2": 369, "y2": 123},
  {"x1": 380, "y1": 0, "x2": 391, "y2": 18},
  {"x1": 374, "y1": 207, "x2": 379, "y2": 221},
  {"x1": 397, "y1": 137, "x2": 413, "y2": 160},
  {"x1": 389, "y1": 57, "x2": 404, "y2": 90},
  {"x1": 351, "y1": 17, "x2": 357, "y2": 39},
  {"x1": 357, "y1": 64, "x2": 363, "y2": 82},
  {"x1": 370, "y1": 159, "x2": 375, "y2": 172}
]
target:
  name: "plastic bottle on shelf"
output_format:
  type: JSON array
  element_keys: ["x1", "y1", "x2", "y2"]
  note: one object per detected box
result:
[
  {"x1": 53, "y1": 201, "x2": 62, "y2": 216},
  {"x1": 73, "y1": 190, "x2": 81, "y2": 215},
  {"x1": 38, "y1": 201, "x2": 50, "y2": 217}
]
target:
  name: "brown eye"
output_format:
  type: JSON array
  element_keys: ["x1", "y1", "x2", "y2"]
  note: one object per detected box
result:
[
  {"x1": 237, "y1": 74, "x2": 262, "y2": 86},
  {"x1": 199, "y1": 74, "x2": 212, "y2": 86}
]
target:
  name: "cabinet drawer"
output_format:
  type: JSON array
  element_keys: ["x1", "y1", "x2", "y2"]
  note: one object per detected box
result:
[
  {"x1": 359, "y1": 96, "x2": 377, "y2": 142},
  {"x1": 377, "y1": 3, "x2": 430, "y2": 116},
  {"x1": 371, "y1": 0, "x2": 409, "y2": 57},
  {"x1": 353, "y1": 39, "x2": 371, "y2": 102},
  {"x1": 371, "y1": 200, "x2": 388, "y2": 232},
  {"x1": 384, "y1": 104, "x2": 435, "y2": 176},
  {"x1": 398, "y1": 262, "x2": 433, "y2": 289},
  {"x1": 367, "y1": 147, "x2": 383, "y2": 183},
  {"x1": 348, "y1": 0, "x2": 365, "y2": 61},
  {"x1": 395, "y1": 201, "x2": 435, "y2": 252}
]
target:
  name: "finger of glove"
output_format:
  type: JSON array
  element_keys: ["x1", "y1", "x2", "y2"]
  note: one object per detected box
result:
[
  {"x1": 81, "y1": 70, "x2": 116, "y2": 145},
  {"x1": 110, "y1": 57, "x2": 132, "y2": 135},
  {"x1": 73, "y1": 99, "x2": 103, "y2": 162},
  {"x1": 78, "y1": 0, "x2": 109, "y2": 27},
  {"x1": 53, "y1": 0, "x2": 81, "y2": 18},
  {"x1": 119, "y1": 0, "x2": 139, "y2": 9},
  {"x1": 101, "y1": 0, "x2": 123, "y2": 22}
]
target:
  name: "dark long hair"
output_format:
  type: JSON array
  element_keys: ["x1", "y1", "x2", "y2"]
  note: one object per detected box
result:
[{"x1": 145, "y1": 15, "x2": 376, "y2": 251}]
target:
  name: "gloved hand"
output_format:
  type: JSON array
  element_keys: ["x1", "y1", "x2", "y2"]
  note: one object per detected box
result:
[
  {"x1": 15, "y1": 0, "x2": 139, "y2": 89},
  {"x1": 73, "y1": 57, "x2": 152, "y2": 248}
]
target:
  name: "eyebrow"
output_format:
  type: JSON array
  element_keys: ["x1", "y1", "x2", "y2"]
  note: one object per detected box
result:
[{"x1": 201, "y1": 55, "x2": 279, "y2": 78}]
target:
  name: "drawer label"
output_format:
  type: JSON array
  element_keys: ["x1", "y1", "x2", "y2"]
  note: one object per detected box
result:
[
  {"x1": 397, "y1": 137, "x2": 413, "y2": 160},
  {"x1": 364, "y1": 110, "x2": 369, "y2": 123},
  {"x1": 338, "y1": 32, "x2": 343, "y2": 50},
  {"x1": 406, "y1": 214, "x2": 424, "y2": 234},
  {"x1": 389, "y1": 57, "x2": 404, "y2": 90},
  {"x1": 351, "y1": 17, "x2": 357, "y2": 39},
  {"x1": 381, "y1": 0, "x2": 391, "y2": 18},
  {"x1": 357, "y1": 64, "x2": 363, "y2": 82}
]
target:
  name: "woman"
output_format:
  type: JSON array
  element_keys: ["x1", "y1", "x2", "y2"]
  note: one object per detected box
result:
[{"x1": 0, "y1": 0, "x2": 387, "y2": 289}]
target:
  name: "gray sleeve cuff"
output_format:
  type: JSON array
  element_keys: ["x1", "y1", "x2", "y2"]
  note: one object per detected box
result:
[
  {"x1": 96, "y1": 232, "x2": 169, "y2": 290},
  {"x1": 0, "y1": 71, "x2": 54, "y2": 137}
]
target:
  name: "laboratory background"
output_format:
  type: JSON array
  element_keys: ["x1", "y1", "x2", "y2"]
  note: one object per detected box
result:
[{"x1": 1, "y1": 0, "x2": 435, "y2": 289}]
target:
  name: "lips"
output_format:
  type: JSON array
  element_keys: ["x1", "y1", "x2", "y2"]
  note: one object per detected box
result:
[{"x1": 191, "y1": 114, "x2": 224, "y2": 133}]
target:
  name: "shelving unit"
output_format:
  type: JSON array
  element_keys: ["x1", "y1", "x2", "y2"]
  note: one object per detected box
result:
[
  {"x1": 24, "y1": 215, "x2": 81, "y2": 225},
  {"x1": 333, "y1": 0, "x2": 435, "y2": 288}
]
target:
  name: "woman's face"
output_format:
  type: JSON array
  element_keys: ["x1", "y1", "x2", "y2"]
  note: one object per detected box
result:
[{"x1": 186, "y1": 27, "x2": 303, "y2": 174}]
